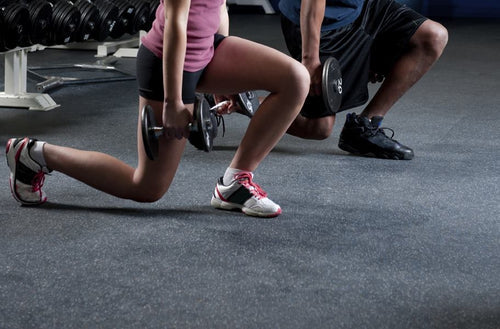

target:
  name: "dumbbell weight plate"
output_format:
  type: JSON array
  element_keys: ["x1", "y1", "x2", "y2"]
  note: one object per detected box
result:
[
  {"x1": 236, "y1": 91, "x2": 259, "y2": 117},
  {"x1": 189, "y1": 94, "x2": 215, "y2": 152},
  {"x1": 28, "y1": 0, "x2": 53, "y2": 45},
  {"x1": 142, "y1": 96, "x2": 216, "y2": 160},
  {"x1": 93, "y1": 2, "x2": 119, "y2": 41},
  {"x1": 3, "y1": 3, "x2": 31, "y2": 49},
  {"x1": 322, "y1": 56, "x2": 343, "y2": 113},
  {"x1": 141, "y1": 104, "x2": 160, "y2": 160},
  {"x1": 75, "y1": 1, "x2": 99, "y2": 41},
  {"x1": 53, "y1": 0, "x2": 80, "y2": 44}
]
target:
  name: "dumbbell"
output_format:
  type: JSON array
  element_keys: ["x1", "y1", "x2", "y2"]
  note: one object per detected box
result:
[
  {"x1": 0, "y1": 1, "x2": 32, "y2": 50},
  {"x1": 236, "y1": 91, "x2": 260, "y2": 117},
  {"x1": 74, "y1": 0, "x2": 99, "y2": 42},
  {"x1": 141, "y1": 93, "x2": 228, "y2": 160},
  {"x1": 47, "y1": 0, "x2": 81, "y2": 45},
  {"x1": 91, "y1": 0, "x2": 119, "y2": 41},
  {"x1": 322, "y1": 56, "x2": 343, "y2": 112},
  {"x1": 302, "y1": 56, "x2": 343, "y2": 113},
  {"x1": 205, "y1": 91, "x2": 260, "y2": 118}
]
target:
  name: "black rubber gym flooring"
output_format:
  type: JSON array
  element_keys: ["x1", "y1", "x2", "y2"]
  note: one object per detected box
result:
[{"x1": 1, "y1": 14, "x2": 499, "y2": 329}]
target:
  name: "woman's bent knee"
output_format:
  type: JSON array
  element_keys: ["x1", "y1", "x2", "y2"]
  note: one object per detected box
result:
[
  {"x1": 128, "y1": 177, "x2": 170, "y2": 203},
  {"x1": 133, "y1": 191, "x2": 164, "y2": 203},
  {"x1": 291, "y1": 62, "x2": 311, "y2": 99},
  {"x1": 128, "y1": 189, "x2": 165, "y2": 203},
  {"x1": 279, "y1": 60, "x2": 310, "y2": 101}
]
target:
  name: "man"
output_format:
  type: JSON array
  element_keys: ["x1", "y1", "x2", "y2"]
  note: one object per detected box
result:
[{"x1": 279, "y1": 0, "x2": 448, "y2": 159}]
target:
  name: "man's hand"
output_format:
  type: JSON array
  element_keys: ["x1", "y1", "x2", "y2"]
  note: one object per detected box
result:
[{"x1": 303, "y1": 58, "x2": 323, "y2": 96}]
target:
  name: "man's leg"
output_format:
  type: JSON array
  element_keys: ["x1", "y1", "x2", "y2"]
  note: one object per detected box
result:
[
  {"x1": 361, "y1": 19, "x2": 448, "y2": 118},
  {"x1": 338, "y1": 19, "x2": 448, "y2": 160},
  {"x1": 287, "y1": 115, "x2": 336, "y2": 140}
]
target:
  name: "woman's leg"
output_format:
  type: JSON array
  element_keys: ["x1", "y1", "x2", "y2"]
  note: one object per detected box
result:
[
  {"x1": 41, "y1": 97, "x2": 190, "y2": 202},
  {"x1": 197, "y1": 36, "x2": 310, "y2": 171}
]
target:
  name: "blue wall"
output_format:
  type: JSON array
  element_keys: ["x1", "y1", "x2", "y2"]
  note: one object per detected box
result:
[
  {"x1": 271, "y1": 1, "x2": 500, "y2": 18},
  {"x1": 397, "y1": 0, "x2": 424, "y2": 12},
  {"x1": 399, "y1": 0, "x2": 500, "y2": 18},
  {"x1": 424, "y1": 0, "x2": 500, "y2": 18}
]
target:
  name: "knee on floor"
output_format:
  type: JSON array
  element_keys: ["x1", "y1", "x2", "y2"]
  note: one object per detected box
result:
[{"x1": 304, "y1": 116, "x2": 335, "y2": 140}]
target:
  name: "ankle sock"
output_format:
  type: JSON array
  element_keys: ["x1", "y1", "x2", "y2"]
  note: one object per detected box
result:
[
  {"x1": 223, "y1": 167, "x2": 246, "y2": 185},
  {"x1": 370, "y1": 116, "x2": 384, "y2": 127},
  {"x1": 30, "y1": 141, "x2": 48, "y2": 169}
]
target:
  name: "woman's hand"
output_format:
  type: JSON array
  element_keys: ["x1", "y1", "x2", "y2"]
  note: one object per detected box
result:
[
  {"x1": 212, "y1": 94, "x2": 239, "y2": 115},
  {"x1": 162, "y1": 100, "x2": 192, "y2": 140}
]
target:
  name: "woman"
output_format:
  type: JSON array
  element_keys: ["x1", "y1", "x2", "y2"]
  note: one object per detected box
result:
[{"x1": 6, "y1": 0, "x2": 309, "y2": 217}]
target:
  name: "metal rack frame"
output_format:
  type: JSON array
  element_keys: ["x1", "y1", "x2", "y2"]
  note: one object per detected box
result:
[
  {"x1": 1, "y1": 46, "x2": 59, "y2": 111},
  {"x1": 1, "y1": 36, "x2": 141, "y2": 111}
]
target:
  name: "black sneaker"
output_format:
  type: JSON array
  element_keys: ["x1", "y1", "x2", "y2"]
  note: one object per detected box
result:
[{"x1": 338, "y1": 113, "x2": 414, "y2": 160}]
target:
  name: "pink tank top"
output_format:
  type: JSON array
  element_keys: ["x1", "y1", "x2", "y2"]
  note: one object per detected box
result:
[{"x1": 141, "y1": 0, "x2": 223, "y2": 72}]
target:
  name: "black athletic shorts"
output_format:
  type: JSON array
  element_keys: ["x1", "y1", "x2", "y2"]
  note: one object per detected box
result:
[
  {"x1": 137, "y1": 34, "x2": 226, "y2": 104},
  {"x1": 281, "y1": 0, "x2": 427, "y2": 118}
]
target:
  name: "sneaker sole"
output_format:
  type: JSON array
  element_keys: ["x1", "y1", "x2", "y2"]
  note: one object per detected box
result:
[
  {"x1": 211, "y1": 196, "x2": 281, "y2": 218},
  {"x1": 6, "y1": 138, "x2": 47, "y2": 206}
]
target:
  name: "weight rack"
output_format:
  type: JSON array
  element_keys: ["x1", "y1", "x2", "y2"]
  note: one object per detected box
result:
[{"x1": 1, "y1": 0, "x2": 158, "y2": 111}]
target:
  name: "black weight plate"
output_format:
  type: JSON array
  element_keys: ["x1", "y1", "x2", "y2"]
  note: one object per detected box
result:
[
  {"x1": 189, "y1": 94, "x2": 214, "y2": 152},
  {"x1": 237, "y1": 91, "x2": 259, "y2": 117},
  {"x1": 64, "y1": 6, "x2": 81, "y2": 43},
  {"x1": 199, "y1": 96, "x2": 214, "y2": 152},
  {"x1": 52, "y1": 2, "x2": 70, "y2": 43},
  {"x1": 130, "y1": 2, "x2": 148, "y2": 33},
  {"x1": 118, "y1": 4, "x2": 135, "y2": 34},
  {"x1": 76, "y1": 2, "x2": 98, "y2": 41},
  {"x1": 94, "y1": 4, "x2": 118, "y2": 41},
  {"x1": 51, "y1": 1, "x2": 66, "y2": 31},
  {"x1": 29, "y1": 1, "x2": 53, "y2": 44},
  {"x1": 141, "y1": 104, "x2": 159, "y2": 160},
  {"x1": 44, "y1": 1, "x2": 64, "y2": 45},
  {"x1": 5, "y1": 4, "x2": 31, "y2": 48},
  {"x1": 99, "y1": 2, "x2": 120, "y2": 40},
  {"x1": 322, "y1": 56, "x2": 342, "y2": 113}
]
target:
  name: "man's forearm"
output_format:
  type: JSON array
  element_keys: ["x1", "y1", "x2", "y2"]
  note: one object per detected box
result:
[{"x1": 300, "y1": 0, "x2": 326, "y2": 62}]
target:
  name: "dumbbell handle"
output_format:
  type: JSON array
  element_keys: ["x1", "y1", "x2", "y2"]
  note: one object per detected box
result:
[
  {"x1": 151, "y1": 127, "x2": 164, "y2": 138},
  {"x1": 149, "y1": 101, "x2": 229, "y2": 134}
]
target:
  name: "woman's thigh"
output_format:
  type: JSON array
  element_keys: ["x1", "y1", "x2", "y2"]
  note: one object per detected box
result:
[{"x1": 197, "y1": 36, "x2": 307, "y2": 96}]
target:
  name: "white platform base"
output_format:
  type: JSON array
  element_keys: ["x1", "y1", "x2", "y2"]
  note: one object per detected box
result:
[{"x1": 0, "y1": 92, "x2": 59, "y2": 111}]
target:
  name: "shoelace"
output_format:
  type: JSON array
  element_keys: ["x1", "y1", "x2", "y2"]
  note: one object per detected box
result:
[
  {"x1": 234, "y1": 172, "x2": 267, "y2": 199},
  {"x1": 365, "y1": 124, "x2": 395, "y2": 139},
  {"x1": 31, "y1": 171, "x2": 46, "y2": 192},
  {"x1": 378, "y1": 126, "x2": 395, "y2": 139},
  {"x1": 212, "y1": 110, "x2": 225, "y2": 137}
]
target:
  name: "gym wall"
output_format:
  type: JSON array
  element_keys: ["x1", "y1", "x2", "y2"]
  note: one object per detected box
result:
[{"x1": 394, "y1": 0, "x2": 500, "y2": 18}]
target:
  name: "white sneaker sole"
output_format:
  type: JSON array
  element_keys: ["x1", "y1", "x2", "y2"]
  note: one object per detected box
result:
[{"x1": 211, "y1": 196, "x2": 281, "y2": 218}]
